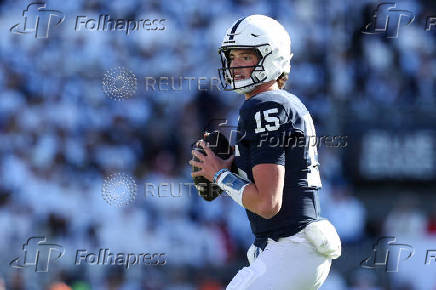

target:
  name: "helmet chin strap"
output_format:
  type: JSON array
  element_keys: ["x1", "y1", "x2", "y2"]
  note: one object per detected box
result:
[
  {"x1": 234, "y1": 87, "x2": 254, "y2": 94},
  {"x1": 232, "y1": 78, "x2": 262, "y2": 94},
  {"x1": 234, "y1": 83, "x2": 259, "y2": 94}
]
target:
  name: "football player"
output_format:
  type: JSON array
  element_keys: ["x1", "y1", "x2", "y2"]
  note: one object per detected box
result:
[{"x1": 190, "y1": 15, "x2": 341, "y2": 289}]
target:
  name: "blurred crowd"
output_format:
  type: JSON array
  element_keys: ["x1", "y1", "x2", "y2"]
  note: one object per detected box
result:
[{"x1": 0, "y1": 0, "x2": 435, "y2": 289}]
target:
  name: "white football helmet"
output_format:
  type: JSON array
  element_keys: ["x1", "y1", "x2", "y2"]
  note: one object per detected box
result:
[{"x1": 218, "y1": 15, "x2": 293, "y2": 94}]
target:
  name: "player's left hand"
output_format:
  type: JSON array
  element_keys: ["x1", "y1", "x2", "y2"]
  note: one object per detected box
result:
[{"x1": 189, "y1": 140, "x2": 234, "y2": 182}]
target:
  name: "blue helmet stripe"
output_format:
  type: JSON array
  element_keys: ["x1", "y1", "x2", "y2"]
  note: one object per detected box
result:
[{"x1": 228, "y1": 17, "x2": 246, "y2": 40}]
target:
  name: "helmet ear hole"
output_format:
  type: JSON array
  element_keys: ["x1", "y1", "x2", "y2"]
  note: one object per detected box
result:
[{"x1": 262, "y1": 46, "x2": 271, "y2": 55}]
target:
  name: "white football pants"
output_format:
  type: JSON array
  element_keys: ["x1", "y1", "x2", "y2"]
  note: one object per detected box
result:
[{"x1": 226, "y1": 220, "x2": 341, "y2": 290}]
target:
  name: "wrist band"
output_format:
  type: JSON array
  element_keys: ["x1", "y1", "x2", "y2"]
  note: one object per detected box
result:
[
  {"x1": 213, "y1": 168, "x2": 229, "y2": 183},
  {"x1": 216, "y1": 170, "x2": 249, "y2": 207}
]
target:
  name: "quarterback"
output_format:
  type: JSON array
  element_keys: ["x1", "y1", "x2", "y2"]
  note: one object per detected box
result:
[{"x1": 190, "y1": 15, "x2": 341, "y2": 289}]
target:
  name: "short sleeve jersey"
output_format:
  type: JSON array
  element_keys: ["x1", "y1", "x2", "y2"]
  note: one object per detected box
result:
[{"x1": 234, "y1": 89, "x2": 322, "y2": 248}]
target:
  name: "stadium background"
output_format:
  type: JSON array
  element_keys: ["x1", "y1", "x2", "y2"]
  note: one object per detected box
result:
[{"x1": 0, "y1": 0, "x2": 435, "y2": 289}]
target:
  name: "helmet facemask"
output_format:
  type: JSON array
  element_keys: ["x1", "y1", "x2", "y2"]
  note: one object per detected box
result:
[{"x1": 218, "y1": 44, "x2": 272, "y2": 94}]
